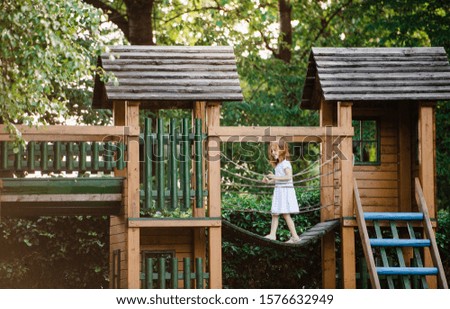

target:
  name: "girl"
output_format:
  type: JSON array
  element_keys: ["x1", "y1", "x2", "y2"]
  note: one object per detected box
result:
[{"x1": 263, "y1": 141, "x2": 300, "y2": 243}]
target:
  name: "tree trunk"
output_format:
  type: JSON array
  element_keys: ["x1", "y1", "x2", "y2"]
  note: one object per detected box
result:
[
  {"x1": 278, "y1": 0, "x2": 292, "y2": 63},
  {"x1": 124, "y1": 0, "x2": 155, "y2": 45}
]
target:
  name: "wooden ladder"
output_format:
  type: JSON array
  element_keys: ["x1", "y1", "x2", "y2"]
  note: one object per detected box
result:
[{"x1": 354, "y1": 178, "x2": 448, "y2": 289}]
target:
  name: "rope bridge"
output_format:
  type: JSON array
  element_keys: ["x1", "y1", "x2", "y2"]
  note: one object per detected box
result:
[
  {"x1": 222, "y1": 219, "x2": 339, "y2": 248},
  {"x1": 220, "y1": 151, "x2": 339, "y2": 248}
]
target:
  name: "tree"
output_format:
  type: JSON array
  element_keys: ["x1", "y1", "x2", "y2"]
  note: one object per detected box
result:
[
  {"x1": 83, "y1": 0, "x2": 155, "y2": 45},
  {"x1": 0, "y1": 0, "x2": 118, "y2": 288},
  {"x1": 0, "y1": 0, "x2": 117, "y2": 135}
]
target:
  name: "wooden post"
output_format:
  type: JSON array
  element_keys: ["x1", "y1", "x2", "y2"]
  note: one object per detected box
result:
[
  {"x1": 320, "y1": 100, "x2": 336, "y2": 288},
  {"x1": 193, "y1": 101, "x2": 207, "y2": 216},
  {"x1": 192, "y1": 101, "x2": 207, "y2": 287},
  {"x1": 207, "y1": 102, "x2": 222, "y2": 288},
  {"x1": 398, "y1": 103, "x2": 412, "y2": 212},
  {"x1": 338, "y1": 101, "x2": 356, "y2": 289},
  {"x1": 418, "y1": 103, "x2": 437, "y2": 288},
  {"x1": 110, "y1": 101, "x2": 126, "y2": 288},
  {"x1": 126, "y1": 101, "x2": 141, "y2": 289},
  {"x1": 398, "y1": 103, "x2": 413, "y2": 265},
  {"x1": 110, "y1": 100, "x2": 141, "y2": 289}
]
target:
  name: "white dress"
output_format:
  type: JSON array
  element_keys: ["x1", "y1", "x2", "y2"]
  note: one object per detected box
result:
[{"x1": 271, "y1": 160, "x2": 299, "y2": 214}]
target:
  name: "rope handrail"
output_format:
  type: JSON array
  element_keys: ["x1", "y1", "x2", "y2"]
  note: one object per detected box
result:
[
  {"x1": 220, "y1": 153, "x2": 338, "y2": 179},
  {"x1": 221, "y1": 183, "x2": 319, "y2": 190},
  {"x1": 223, "y1": 203, "x2": 334, "y2": 215},
  {"x1": 220, "y1": 167, "x2": 338, "y2": 186}
]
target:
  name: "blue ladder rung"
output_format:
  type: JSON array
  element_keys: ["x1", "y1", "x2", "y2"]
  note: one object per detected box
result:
[
  {"x1": 364, "y1": 212, "x2": 424, "y2": 221},
  {"x1": 377, "y1": 267, "x2": 438, "y2": 276},
  {"x1": 370, "y1": 238, "x2": 430, "y2": 247}
]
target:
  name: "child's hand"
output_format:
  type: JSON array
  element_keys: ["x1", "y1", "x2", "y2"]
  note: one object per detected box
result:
[{"x1": 263, "y1": 173, "x2": 275, "y2": 183}]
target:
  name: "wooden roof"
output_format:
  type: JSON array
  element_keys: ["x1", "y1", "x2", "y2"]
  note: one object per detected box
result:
[
  {"x1": 301, "y1": 47, "x2": 450, "y2": 109},
  {"x1": 93, "y1": 45, "x2": 243, "y2": 109}
]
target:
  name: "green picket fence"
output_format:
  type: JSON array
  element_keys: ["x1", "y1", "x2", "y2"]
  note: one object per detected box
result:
[
  {"x1": 0, "y1": 141, "x2": 125, "y2": 174},
  {"x1": 142, "y1": 118, "x2": 206, "y2": 212},
  {"x1": 141, "y1": 257, "x2": 209, "y2": 289}
]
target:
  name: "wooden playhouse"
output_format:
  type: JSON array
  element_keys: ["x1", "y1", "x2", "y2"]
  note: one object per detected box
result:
[
  {"x1": 302, "y1": 47, "x2": 450, "y2": 288},
  {"x1": 1, "y1": 46, "x2": 449, "y2": 289}
]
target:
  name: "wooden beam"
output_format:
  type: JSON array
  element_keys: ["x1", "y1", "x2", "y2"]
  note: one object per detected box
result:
[
  {"x1": 0, "y1": 125, "x2": 137, "y2": 142},
  {"x1": 193, "y1": 101, "x2": 207, "y2": 280},
  {"x1": 398, "y1": 103, "x2": 412, "y2": 212},
  {"x1": 208, "y1": 126, "x2": 353, "y2": 142},
  {"x1": 320, "y1": 99, "x2": 336, "y2": 288},
  {"x1": 193, "y1": 101, "x2": 206, "y2": 217},
  {"x1": 354, "y1": 179, "x2": 381, "y2": 289},
  {"x1": 415, "y1": 178, "x2": 448, "y2": 289},
  {"x1": 338, "y1": 101, "x2": 356, "y2": 289},
  {"x1": 208, "y1": 227, "x2": 222, "y2": 288},
  {"x1": 418, "y1": 103, "x2": 437, "y2": 288},
  {"x1": 128, "y1": 218, "x2": 222, "y2": 228},
  {"x1": 206, "y1": 102, "x2": 222, "y2": 289},
  {"x1": 125, "y1": 101, "x2": 141, "y2": 289},
  {"x1": 0, "y1": 194, "x2": 121, "y2": 202},
  {"x1": 207, "y1": 103, "x2": 222, "y2": 218},
  {"x1": 418, "y1": 104, "x2": 436, "y2": 223},
  {"x1": 398, "y1": 103, "x2": 414, "y2": 266},
  {"x1": 110, "y1": 100, "x2": 128, "y2": 288}
]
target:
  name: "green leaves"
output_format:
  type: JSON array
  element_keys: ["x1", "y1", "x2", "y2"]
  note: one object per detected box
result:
[
  {"x1": 0, "y1": 0, "x2": 109, "y2": 130},
  {"x1": 0, "y1": 216, "x2": 109, "y2": 288}
]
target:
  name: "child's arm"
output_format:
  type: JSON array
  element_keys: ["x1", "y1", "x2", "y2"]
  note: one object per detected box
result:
[{"x1": 266, "y1": 168, "x2": 292, "y2": 182}]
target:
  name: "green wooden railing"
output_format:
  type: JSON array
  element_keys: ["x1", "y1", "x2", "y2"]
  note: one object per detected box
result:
[
  {"x1": 141, "y1": 257, "x2": 209, "y2": 289},
  {"x1": 142, "y1": 118, "x2": 206, "y2": 212},
  {"x1": 0, "y1": 141, "x2": 125, "y2": 174}
]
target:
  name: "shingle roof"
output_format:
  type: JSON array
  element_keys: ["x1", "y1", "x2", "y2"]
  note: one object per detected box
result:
[
  {"x1": 93, "y1": 45, "x2": 243, "y2": 109},
  {"x1": 301, "y1": 47, "x2": 450, "y2": 109}
]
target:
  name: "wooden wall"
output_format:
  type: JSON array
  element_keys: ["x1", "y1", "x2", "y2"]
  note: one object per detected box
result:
[
  {"x1": 140, "y1": 227, "x2": 194, "y2": 261},
  {"x1": 333, "y1": 104, "x2": 400, "y2": 216},
  {"x1": 352, "y1": 102, "x2": 400, "y2": 213},
  {"x1": 140, "y1": 227, "x2": 207, "y2": 288},
  {"x1": 110, "y1": 216, "x2": 128, "y2": 288}
]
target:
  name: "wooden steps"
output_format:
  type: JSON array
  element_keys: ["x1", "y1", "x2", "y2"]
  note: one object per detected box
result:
[
  {"x1": 364, "y1": 212, "x2": 423, "y2": 221},
  {"x1": 369, "y1": 238, "x2": 431, "y2": 248},
  {"x1": 377, "y1": 267, "x2": 438, "y2": 276},
  {"x1": 354, "y1": 178, "x2": 448, "y2": 289}
]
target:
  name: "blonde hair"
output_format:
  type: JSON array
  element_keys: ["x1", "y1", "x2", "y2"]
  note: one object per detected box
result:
[{"x1": 268, "y1": 140, "x2": 290, "y2": 167}]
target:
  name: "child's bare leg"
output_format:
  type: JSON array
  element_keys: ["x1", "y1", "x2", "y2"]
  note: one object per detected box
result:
[
  {"x1": 283, "y1": 214, "x2": 299, "y2": 240},
  {"x1": 265, "y1": 214, "x2": 279, "y2": 240}
]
